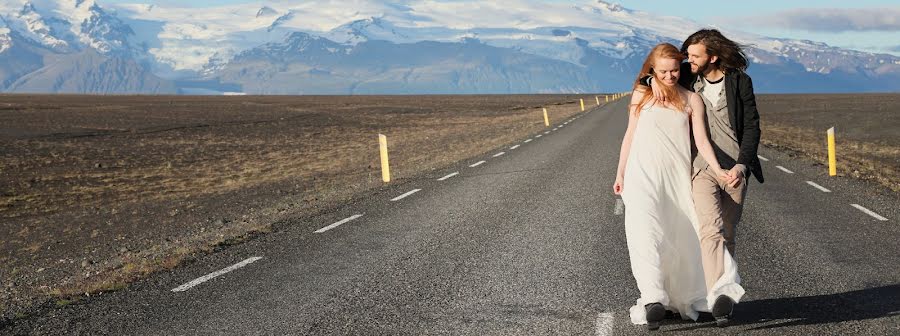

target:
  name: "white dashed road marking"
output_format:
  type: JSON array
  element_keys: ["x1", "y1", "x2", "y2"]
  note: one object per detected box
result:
[
  {"x1": 510, "y1": 145, "x2": 520, "y2": 150},
  {"x1": 493, "y1": 152, "x2": 505, "y2": 158},
  {"x1": 470, "y1": 160, "x2": 486, "y2": 167},
  {"x1": 315, "y1": 214, "x2": 364, "y2": 233},
  {"x1": 536, "y1": 134, "x2": 543, "y2": 138},
  {"x1": 851, "y1": 204, "x2": 889, "y2": 221},
  {"x1": 806, "y1": 181, "x2": 831, "y2": 193},
  {"x1": 391, "y1": 189, "x2": 422, "y2": 201},
  {"x1": 438, "y1": 172, "x2": 459, "y2": 181},
  {"x1": 614, "y1": 199, "x2": 625, "y2": 216},
  {"x1": 757, "y1": 155, "x2": 770, "y2": 162},
  {"x1": 776, "y1": 166, "x2": 794, "y2": 174},
  {"x1": 595, "y1": 312, "x2": 615, "y2": 336},
  {"x1": 524, "y1": 139, "x2": 533, "y2": 143},
  {"x1": 172, "y1": 257, "x2": 263, "y2": 292}
]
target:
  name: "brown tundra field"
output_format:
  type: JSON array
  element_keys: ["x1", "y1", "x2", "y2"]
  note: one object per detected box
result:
[{"x1": 0, "y1": 93, "x2": 897, "y2": 321}]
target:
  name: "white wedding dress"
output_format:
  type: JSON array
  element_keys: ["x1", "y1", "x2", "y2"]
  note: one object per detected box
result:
[{"x1": 621, "y1": 101, "x2": 744, "y2": 324}]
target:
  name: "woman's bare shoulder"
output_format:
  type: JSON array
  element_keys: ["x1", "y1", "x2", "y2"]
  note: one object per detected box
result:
[{"x1": 630, "y1": 88, "x2": 646, "y2": 102}]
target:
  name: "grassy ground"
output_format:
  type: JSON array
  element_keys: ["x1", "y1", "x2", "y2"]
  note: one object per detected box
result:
[{"x1": 756, "y1": 94, "x2": 899, "y2": 192}]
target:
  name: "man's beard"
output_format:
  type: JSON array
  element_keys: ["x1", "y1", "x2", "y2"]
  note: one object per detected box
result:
[{"x1": 691, "y1": 61, "x2": 709, "y2": 75}]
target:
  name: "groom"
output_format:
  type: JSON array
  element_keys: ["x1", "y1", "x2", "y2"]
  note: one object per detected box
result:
[{"x1": 642, "y1": 29, "x2": 764, "y2": 326}]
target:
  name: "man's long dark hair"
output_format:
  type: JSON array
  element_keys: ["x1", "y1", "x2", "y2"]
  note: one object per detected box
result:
[{"x1": 681, "y1": 29, "x2": 749, "y2": 71}]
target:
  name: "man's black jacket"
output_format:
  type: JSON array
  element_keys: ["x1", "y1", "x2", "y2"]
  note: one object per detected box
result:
[{"x1": 642, "y1": 62, "x2": 764, "y2": 183}]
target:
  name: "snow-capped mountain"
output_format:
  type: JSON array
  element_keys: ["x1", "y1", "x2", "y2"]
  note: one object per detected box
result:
[
  {"x1": 0, "y1": 0, "x2": 172, "y2": 93},
  {"x1": 0, "y1": 0, "x2": 897, "y2": 94}
]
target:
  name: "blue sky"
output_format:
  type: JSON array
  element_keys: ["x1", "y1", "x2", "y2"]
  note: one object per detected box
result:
[{"x1": 101, "y1": 0, "x2": 900, "y2": 55}]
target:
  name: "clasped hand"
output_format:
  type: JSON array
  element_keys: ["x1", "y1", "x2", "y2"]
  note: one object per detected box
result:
[{"x1": 719, "y1": 167, "x2": 743, "y2": 188}]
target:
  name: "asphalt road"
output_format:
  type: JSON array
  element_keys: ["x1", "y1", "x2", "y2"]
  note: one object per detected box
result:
[{"x1": 4, "y1": 98, "x2": 899, "y2": 335}]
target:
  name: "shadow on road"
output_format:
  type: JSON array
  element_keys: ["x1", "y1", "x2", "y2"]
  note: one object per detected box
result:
[{"x1": 669, "y1": 284, "x2": 900, "y2": 332}]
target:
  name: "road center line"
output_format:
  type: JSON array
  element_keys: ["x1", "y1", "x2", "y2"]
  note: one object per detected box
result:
[
  {"x1": 510, "y1": 145, "x2": 520, "y2": 150},
  {"x1": 806, "y1": 181, "x2": 831, "y2": 193},
  {"x1": 757, "y1": 155, "x2": 770, "y2": 162},
  {"x1": 524, "y1": 139, "x2": 533, "y2": 143},
  {"x1": 172, "y1": 257, "x2": 263, "y2": 292},
  {"x1": 470, "y1": 160, "x2": 486, "y2": 167},
  {"x1": 851, "y1": 204, "x2": 889, "y2": 221},
  {"x1": 595, "y1": 312, "x2": 615, "y2": 336},
  {"x1": 776, "y1": 165, "x2": 794, "y2": 174},
  {"x1": 437, "y1": 172, "x2": 459, "y2": 181},
  {"x1": 493, "y1": 152, "x2": 506, "y2": 157},
  {"x1": 391, "y1": 189, "x2": 422, "y2": 201},
  {"x1": 315, "y1": 214, "x2": 363, "y2": 233}
]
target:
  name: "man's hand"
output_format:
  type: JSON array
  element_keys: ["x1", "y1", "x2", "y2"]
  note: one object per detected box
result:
[
  {"x1": 649, "y1": 77, "x2": 665, "y2": 102},
  {"x1": 725, "y1": 167, "x2": 744, "y2": 188}
]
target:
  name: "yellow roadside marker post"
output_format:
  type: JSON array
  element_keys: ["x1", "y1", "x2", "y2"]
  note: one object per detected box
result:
[
  {"x1": 580, "y1": 98, "x2": 585, "y2": 111},
  {"x1": 379, "y1": 134, "x2": 391, "y2": 182},
  {"x1": 543, "y1": 108, "x2": 550, "y2": 127},
  {"x1": 605, "y1": 95, "x2": 609, "y2": 103},
  {"x1": 827, "y1": 127, "x2": 837, "y2": 176}
]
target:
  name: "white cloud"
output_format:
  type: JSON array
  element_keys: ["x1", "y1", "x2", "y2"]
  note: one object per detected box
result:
[{"x1": 746, "y1": 7, "x2": 900, "y2": 32}]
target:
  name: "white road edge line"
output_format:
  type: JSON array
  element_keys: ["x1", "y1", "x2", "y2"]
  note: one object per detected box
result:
[
  {"x1": 776, "y1": 166, "x2": 794, "y2": 174},
  {"x1": 172, "y1": 257, "x2": 263, "y2": 292},
  {"x1": 805, "y1": 181, "x2": 831, "y2": 193},
  {"x1": 851, "y1": 204, "x2": 889, "y2": 221},
  {"x1": 595, "y1": 312, "x2": 614, "y2": 336},
  {"x1": 524, "y1": 139, "x2": 533, "y2": 143},
  {"x1": 757, "y1": 155, "x2": 770, "y2": 162},
  {"x1": 614, "y1": 199, "x2": 625, "y2": 216},
  {"x1": 391, "y1": 189, "x2": 422, "y2": 201},
  {"x1": 437, "y1": 172, "x2": 459, "y2": 181},
  {"x1": 470, "y1": 160, "x2": 486, "y2": 167},
  {"x1": 510, "y1": 145, "x2": 520, "y2": 150},
  {"x1": 315, "y1": 214, "x2": 364, "y2": 233}
]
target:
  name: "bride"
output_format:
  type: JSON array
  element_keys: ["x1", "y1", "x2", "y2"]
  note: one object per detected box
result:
[{"x1": 613, "y1": 43, "x2": 728, "y2": 331}]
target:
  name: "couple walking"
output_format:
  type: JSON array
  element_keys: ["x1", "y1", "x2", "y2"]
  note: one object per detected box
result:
[{"x1": 613, "y1": 29, "x2": 764, "y2": 331}]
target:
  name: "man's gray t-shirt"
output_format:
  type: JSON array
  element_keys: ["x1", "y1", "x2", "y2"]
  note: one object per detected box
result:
[{"x1": 692, "y1": 75, "x2": 742, "y2": 175}]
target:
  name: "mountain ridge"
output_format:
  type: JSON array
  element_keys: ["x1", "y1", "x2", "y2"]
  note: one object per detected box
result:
[{"x1": 0, "y1": 0, "x2": 896, "y2": 94}]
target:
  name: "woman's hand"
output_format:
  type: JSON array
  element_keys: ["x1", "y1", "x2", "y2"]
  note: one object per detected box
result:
[
  {"x1": 613, "y1": 175, "x2": 624, "y2": 195},
  {"x1": 712, "y1": 166, "x2": 730, "y2": 182}
]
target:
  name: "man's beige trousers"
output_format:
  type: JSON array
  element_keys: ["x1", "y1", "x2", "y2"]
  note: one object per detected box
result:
[{"x1": 692, "y1": 168, "x2": 748, "y2": 290}]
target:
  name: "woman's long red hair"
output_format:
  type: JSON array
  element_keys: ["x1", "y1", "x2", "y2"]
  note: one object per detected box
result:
[{"x1": 631, "y1": 43, "x2": 687, "y2": 114}]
